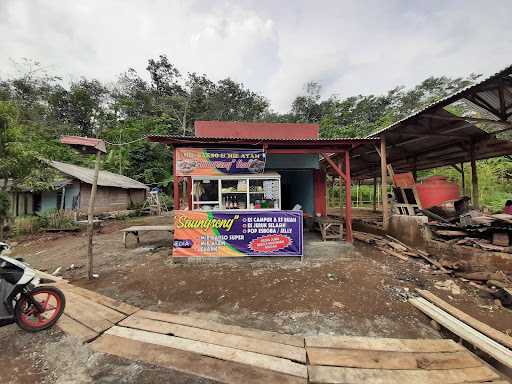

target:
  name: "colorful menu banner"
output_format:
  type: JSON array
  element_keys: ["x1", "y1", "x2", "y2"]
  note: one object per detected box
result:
[
  {"x1": 175, "y1": 148, "x2": 266, "y2": 176},
  {"x1": 173, "y1": 210, "x2": 303, "y2": 257}
]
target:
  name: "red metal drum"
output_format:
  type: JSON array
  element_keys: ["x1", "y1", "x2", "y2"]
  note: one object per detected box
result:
[{"x1": 415, "y1": 176, "x2": 460, "y2": 209}]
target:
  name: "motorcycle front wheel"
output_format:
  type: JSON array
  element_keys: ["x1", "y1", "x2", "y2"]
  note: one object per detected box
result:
[{"x1": 14, "y1": 286, "x2": 66, "y2": 332}]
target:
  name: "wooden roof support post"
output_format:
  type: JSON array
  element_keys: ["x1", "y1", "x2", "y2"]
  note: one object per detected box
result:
[
  {"x1": 470, "y1": 143, "x2": 479, "y2": 209},
  {"x1": 344, "y1": 150, "x2": 353, "y2": 243},
  {"x1": 380, "y1": 137, "x2": 390, "y2": 230},
  {"x1": 172, "y1": 146, "x2": 180, "y2": 211},
  {"x1": 372, "y1": 175, "x2": 377, "y2": 212}
]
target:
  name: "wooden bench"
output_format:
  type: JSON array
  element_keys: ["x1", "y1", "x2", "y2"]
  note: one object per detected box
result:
[
  {"x1": 314, "y1": 216, "x2": 344, "y2": 241},
  {"x1": 120, "y1": 225, "x2": 174, "y2": 248}
]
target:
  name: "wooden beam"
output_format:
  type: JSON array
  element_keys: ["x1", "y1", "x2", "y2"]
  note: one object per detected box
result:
[
  {"x1": 344, "y1": 151, "x2": 353, "y2": 243},
  {"x1": 87, "y1": 150, "x2": 101, "y2": 280},
  {"x1": 408, "y1": 297, "x2": 512, "y2": 369},
  {"x1": 451, "y1": 164, "x2": 462, "y2": 173},
  {"x1": 470, "y1": 143, "x2": 479, "y2": 209},
  {"x1": 320, "y1": 153, "x2": 346, "y2": 180},
  {"x1": 416, "y1": 289, "x2": 512, "y2": 350},
  {"x1": 421, "y1": 114, "x2": 512, "y2": 128},
  {"x1": 380, "y1": 138, "x2": 389, "y2": 230},
  {"x1": 372, "y1": 176, "x2": 377, "y2": 212}
]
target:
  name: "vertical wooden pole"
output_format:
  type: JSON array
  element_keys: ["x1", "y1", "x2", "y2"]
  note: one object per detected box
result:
[
  {"x1": 338, "y1": 157, "x2": 343, "y2": 219},
  {"x1": 87, "y1": 150, "x2": 101, "y2": 280},
  {"x1": 380, "y1": 138, "x2": 389, "y2": 230},
  {"x1": 470, "y1": 145, "x2": 479, "y2": 209},
  {"x1": 372, "y1": 175, "x2": 377, "y2": 212},
  {"x1": 344, "y1": 150, "x2": 353, "y2": 243},
  {"x1": 460, "y1": 162, "x2": 465, "y2": 195},
  {"x1": 172, "y1": 146, "x2": 180, "y2": 211}
]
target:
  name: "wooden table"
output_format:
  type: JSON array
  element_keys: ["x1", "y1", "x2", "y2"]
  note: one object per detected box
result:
[
  {"x1": 314, "y1": 216, "x2": 344, "y2": 241},
  {"x1": 120, "y1": 225, "x2": 174, "y2": 248}
]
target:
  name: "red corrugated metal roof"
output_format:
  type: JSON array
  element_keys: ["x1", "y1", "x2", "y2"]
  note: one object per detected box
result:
[
  {"x1": 146, "y1": 135, "x2": 377, "y2": 151},
  {"x1": 194, "y1": 120, "x2": 319, "y2": 139}
]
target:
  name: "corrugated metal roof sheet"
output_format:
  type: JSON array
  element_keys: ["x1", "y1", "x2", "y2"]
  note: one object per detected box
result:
[
  {"x1": 194, "y1": 120, "x2": 320, "y2": 139},
  {"x1": 49, "y1": 161, "x2": 149, "y2": 190},
  {"x1": 369, "y1": 64, "x2": 512, "y2": 137},
  {"x1": 147, "y1": 134, "x2": 376, "y2": 143},
  {"x1": 60, "y1": 136, "x2": 107, "y2": 153}
]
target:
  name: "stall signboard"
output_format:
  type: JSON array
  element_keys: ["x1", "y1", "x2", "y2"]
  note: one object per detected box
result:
[
  {"x1": 175, "y1": 148, "x2": 266, "y2": 176},
  {"x1": 173, "y1": 210, "x2": 303, "y2": 257}
]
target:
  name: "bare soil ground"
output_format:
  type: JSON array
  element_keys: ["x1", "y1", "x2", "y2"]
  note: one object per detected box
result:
[{"x1": 2, "y1": 214, "x2": 512, "y2": 383}]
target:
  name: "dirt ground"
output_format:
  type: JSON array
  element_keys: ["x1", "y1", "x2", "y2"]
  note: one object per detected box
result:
[{"x1": 2, "y1": 214, "x2": 512, "y2": 383}]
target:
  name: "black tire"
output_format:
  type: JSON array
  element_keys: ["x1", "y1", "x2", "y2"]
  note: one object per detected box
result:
[{"x1": 14, "y1": 286, "x2": 66, "y2": 332}]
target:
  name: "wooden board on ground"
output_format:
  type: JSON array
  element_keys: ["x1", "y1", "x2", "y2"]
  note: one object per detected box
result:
[
  {"x1": 91, "y1": 334, "x2": 306, "y2": 384},
  {"x1": 136, "y1": 309, "x2": 304, "y2": 347},
  {"x1": 58, "y1": 283, "x2": 139, "y2": 316},
  {"x1": 306, "y1": 348, "x2": 480, "y2": 370},
  {"x1": 119, "y1": 315, "x2": 306, "y2": 363},
  {"x1": 120, "y1": 225, "x2": 174, "y2": 232},
  {"x1": 62, "y1": 294, "x2": 117, "y2": 333},
  {"x1": 105, "y1": 326, "x2": 307, "y2": 378},
  {"x1": 409, "y1": 297, "x2": 512, "y2": 368},
  {"x1": 305, "y1": 335, "x2": 463, "y2": 353},
  {"x1": 35, "y1": 269, "x2": 68, "y2": 284},
  {"x1": 63, "y1": 290, "x2": 126, "y2": 324},
  {"x1": 308, "y1": 365, "x2": 500, "y2": 384},
  {"x1": 416, "y1": 289, "x2": 512, "y2": 350},
  {"x1": 56, "y1": 313, "x2": 98, "y2": 343}
]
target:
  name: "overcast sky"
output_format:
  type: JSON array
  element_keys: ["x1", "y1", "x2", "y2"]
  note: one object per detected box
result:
[{"x1": 1, "y1": 0, "x2": 512, "y2": 112}]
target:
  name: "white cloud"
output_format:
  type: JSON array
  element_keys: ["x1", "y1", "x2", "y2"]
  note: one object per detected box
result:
[{"x1": 1, "y1": 0, "x2": 512, "y2": 112}]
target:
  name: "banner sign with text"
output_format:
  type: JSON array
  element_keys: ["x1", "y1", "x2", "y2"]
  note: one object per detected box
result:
[
  {"x1": 173, "y1": 210, "x2": 303, "y2": 257},
  {"x1": 175, "y1": 148, "x2": 266, "y2": 176}
]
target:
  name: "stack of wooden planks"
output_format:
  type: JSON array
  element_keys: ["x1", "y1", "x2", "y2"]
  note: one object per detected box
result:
[
  {"x1": 90, "y1": 310, "x2": 308, "y2": 384},
  {"x1": 306, "y1": 335, "x2": 508, "y2": 384},
  {"x1": 410, "y1": 290, "x2": 512, "y2": 371},
  {"x1": 53, "y1": 281, "x2": 139, "y2": 343},
  {"x1": 39, "y1": 277, "x2": 510, "y2": 383}
]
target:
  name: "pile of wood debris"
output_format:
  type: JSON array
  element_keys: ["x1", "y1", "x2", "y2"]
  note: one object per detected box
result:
[
  {"x1": 429, "y1": 212, "x2": 512, "y2": 252},
  {"x1": 353, "y1": 230, "x2": 512, "y2": 308},
  {"x1": 353, "y1": 231, "x2": 448, "y2": 271}
]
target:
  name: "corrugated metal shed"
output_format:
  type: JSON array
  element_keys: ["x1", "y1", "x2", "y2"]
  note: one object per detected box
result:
[
  {"x1": 49, "y1": 161, "x2": 149, "y2": 190},
  {"x1": 346, "y1": 64, "x2": 512, "y2": 179}
]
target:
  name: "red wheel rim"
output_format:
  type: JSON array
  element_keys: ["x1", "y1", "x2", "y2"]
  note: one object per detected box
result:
[{"x1": 19, "y1": 290, "x2": 62, "y2": 329}]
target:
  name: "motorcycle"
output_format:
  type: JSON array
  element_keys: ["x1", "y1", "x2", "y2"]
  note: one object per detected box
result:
[{"x1": 0, "y1": 241, "x2": 65, "y2": 332}]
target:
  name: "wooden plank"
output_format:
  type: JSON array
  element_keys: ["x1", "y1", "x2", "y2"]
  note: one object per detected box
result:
[
  {"x1": 35, "y1": 269, "x2": 68, "y2": 283},
  {"x1": 105, "y1": 326, "x2": 307, "y2": 378},
  {"x1": 63, "y1": 290, "x2": 126, "y2": 324},
  {"x1": 119, "y1": 315, "x2": 306, "y2": 363},
  {"x1": 308, "y1": 365, "x2": 499, "y2": 384},
  {"x1": 409, "y1": 297, "x2": 512, "y2": 368},
  {"x1": 120, "y1": 225, "x2": 173, "y2": 232},
  {"x1": 306, "y1": 348, "x2": 480, "y2": 370},
  {"x1": 305, "y1": 335, "x2": 463, "y2": 353},
  {"x1": 91, "y1": 334, "x2": 306, "y2": 384},
  {"x1": 416, "y1": 289, "x2": 512, "y2": 350},
  {"x1": 56, "y1": 313, "x2": 98, "y2": 343},
  {"x1": 136, "y1": 309, "x2": 304, "y2": 347},
  {"x1": 59, "y1": 284, "x2": 139, "y2": 316},
  {"x1": 63, "y1": 296, "x2": 113, "y2": 333}
]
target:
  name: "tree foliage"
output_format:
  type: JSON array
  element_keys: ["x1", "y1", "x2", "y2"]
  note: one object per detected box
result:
[{"x1": 0, "y1": 56, "x2": 509, "y2": 210}]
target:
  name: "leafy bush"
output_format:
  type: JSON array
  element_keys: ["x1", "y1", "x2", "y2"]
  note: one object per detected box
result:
[
  {"x1": 13, "y1": 216, "x2": 40, "y2": 236},
  {"x1": 38, "y1": 209, "x2": 76, "y2": 230}
]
